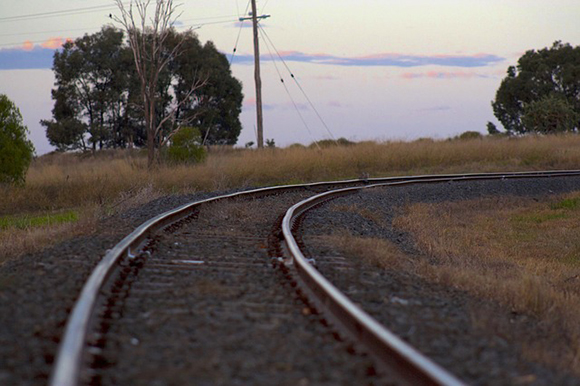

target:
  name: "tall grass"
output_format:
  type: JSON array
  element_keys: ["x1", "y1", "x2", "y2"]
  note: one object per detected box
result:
[
  {"x1": 4, "y1": 134, "x2": 580, "y2": 216},
  {"x1": 2, "y1": 134, "x2": 580, "y2": 263}
]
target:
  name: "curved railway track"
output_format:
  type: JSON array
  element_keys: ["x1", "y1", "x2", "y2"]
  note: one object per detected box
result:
[{"x1": 50, "y1": 170, "x2": 580, "y2": 385}]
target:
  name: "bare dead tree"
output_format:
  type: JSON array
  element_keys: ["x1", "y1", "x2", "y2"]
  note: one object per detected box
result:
[{"x1": 113, "y1": 0, "x2": 206, "y2": 168}]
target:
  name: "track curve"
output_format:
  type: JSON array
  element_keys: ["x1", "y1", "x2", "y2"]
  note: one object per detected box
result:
[{"x1": 51, "y1": 170, "x2": 580, "y2": 385}]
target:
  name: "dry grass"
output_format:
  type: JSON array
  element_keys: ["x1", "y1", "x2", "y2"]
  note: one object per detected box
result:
[
  {"x1": 3, "y1": 134, "x2": 580, "y2": 262},
  {"x1": 0, "y1": 206, "x2": 99, "y2": 265},
  {"x1": 328, "y1": 232, "x2": 410, "y2": 270},
  {"x1": 393, "y1": 192, "x2": 580, "y2": 373}
]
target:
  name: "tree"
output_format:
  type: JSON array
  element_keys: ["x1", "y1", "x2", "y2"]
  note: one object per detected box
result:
[
  {"x1": 170, "y1": 37, "x2": 243, "y2": 146},
  {"x1": 42, "y1": 25, "x2": 242, "y2": 155},
  {"x1": 114, "y1": 0, "x2": 206, "y2": 168},
  {"x1": 41, "y1": 26, "x2": 137, "y2": 151},
  {"x1": 491, "y1": 41, "x2": 580, "y2": 135},
  {"x1": 521, "y1": 94, "x2": 578, "y2": 134},
  {"x1": 0, "y1": 95, "x2": 35, "y2": 184}
]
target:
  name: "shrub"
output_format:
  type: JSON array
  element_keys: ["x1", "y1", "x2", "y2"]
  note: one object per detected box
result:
[
  {"x1": 0, "y1": 94, "x2": 35, "y2": 184},
  {"x1": 309, "y1": 137, "x2": 354, "y2": 148},
  {"x1": 165, "y1": 127, "x2": 206, "y2": 164},
  {"x1": 454, "y1": 131, "x2": 483, "y2": 140}
]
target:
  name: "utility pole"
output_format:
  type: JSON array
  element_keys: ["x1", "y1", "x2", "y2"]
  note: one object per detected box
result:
[{"x1": 240, "y1": 2, "x2": 270, "y2": 148}]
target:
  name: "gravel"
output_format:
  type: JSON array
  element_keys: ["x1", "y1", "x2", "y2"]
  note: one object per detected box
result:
[
  {"x1": 299, "y1": 175, "x2": 580, "y2": 385},
  {"x1": 0, "y1": 189, "x2": 249, "y2": 385},
  {"x1": 3, "y1": 175, "x2": 580, "y2": 385}
]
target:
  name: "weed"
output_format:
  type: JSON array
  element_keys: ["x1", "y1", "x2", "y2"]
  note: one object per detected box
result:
[{"x1": 0, "y1": 210, "x2": 78, "y2": 230}]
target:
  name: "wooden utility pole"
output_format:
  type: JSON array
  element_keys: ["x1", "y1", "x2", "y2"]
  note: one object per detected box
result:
[
  {"x1": 240, "y1": 2, "x2": 270, "y2": 148},
  {"x1": 250, "y1": 0, "x2": 263, "y2": 148}
]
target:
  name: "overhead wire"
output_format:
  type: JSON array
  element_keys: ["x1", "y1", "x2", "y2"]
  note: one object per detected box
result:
[
  {"x1": 0, "y1": 18, "x2": 241, "y2": 48},
  {"x1": 261, "y1": 0, "x2": 271, "y2": 14},
  {"x1": 0, "y1": 3, "x2": 128, "y2": 23},
  {"x1": 258, "y1": 22, "x2": 320, "y2": 149},
  {"x1": 229, "y1": 0, "x2": 251, "y2": 64},
  {"x1": 258, "y1": 24, "x2": 336, "y2": 142},
  {"x1": 201, "y1": 1, "x2": 251, "y2": 145}
]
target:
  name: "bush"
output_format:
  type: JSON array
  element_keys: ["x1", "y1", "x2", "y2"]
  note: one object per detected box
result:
[
  {"x1": 0, "y1": 94, "x2": 35, "y2": 184},
  {"x1": 165, "y1": 127, "x2": 206, "y2": 164},
  {"x1": 456, "y1": 131, "x2": 483, "y2": 140},
  {"x1": 309, "y1": 137, "x2": 354, "y2": 148}
]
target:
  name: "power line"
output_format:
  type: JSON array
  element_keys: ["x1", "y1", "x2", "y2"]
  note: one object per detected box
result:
[
  {"x1": 0, "y1": 3, "x2": 127, "y2": 23},
  {"x1": 258, "y1": 23, "x2": 320, "y2": 149},
  {"x1": 261, "y1": 0, "x2": 272, "y2": 14},
  {"x1": 258, "y1": 24, "x2": 336, "y2": 141},
  {"x1": 0, "y1": 18, "x2": 240, "y2": 48}
]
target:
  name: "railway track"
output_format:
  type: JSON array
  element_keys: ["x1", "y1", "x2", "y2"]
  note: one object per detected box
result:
[{"x1": 50, "y1": 170, "x2": 580, "y2": 385}]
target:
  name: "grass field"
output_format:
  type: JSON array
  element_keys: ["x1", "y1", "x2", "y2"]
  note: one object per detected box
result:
[
  {"x1": 332, "y1": 191, "x2": 580, "y2": 374},
  {"x1": 2, "y1": 134, "x2": 580, "y2": 262}
]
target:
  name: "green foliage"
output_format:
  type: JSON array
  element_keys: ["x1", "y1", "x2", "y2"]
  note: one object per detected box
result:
[
  {"x1": 551, "y1": 196, "x2": 580, "y2": 210},
  {"x1": 309, "y1": 137, "x2": 354, "y2": 148},
  {"x1": 486, "y1": 122, "x2": 500, "y2": 135},
  {"x1": 166, "y1": 32, "x2": 243, "y2": 146},
  {"x1": 0, "y1": 210, "x2": 78, "y2": 230},
  {"x1": 43, "y1": 26, "x2": 243, "y2": 152},
  {"x1": 492, "y1": 41, "x2": 580, "y2": 135},
  {"x1": 0, "y1": 94, "x2": 35, "y2": 184},
  {"x1": 521, "y1": 95, "x2": 578, "y2": 134},
  {"x1": 456, "y1": 131, "x2": 483, "y2": 140},
  {"x1": 166, "y1": 127, "x2": 206, "y2": 164}
]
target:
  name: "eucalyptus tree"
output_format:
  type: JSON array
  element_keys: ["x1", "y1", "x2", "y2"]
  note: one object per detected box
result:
[{"x1": 492, "y1": 41, "x2": 580, "y2": 135}]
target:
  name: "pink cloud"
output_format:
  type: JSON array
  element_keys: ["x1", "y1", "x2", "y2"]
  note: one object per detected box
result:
[
  {"x1": 41, "y1": 37, "x2": 65, "y2": 49},
  {"x1": 401, "y1": 70, "x2": 491, "y2": 80},
  {"x1": 243, "y1": 97, "x2": 256, "y2": 107},
  {"x1": 22, "y1": 40, "x2": 34, "y2": 51}
]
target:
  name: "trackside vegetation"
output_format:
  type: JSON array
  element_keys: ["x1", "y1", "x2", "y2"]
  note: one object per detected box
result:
[{"x1": 3, "y1": 134, "x2": 580, "y2": 262}]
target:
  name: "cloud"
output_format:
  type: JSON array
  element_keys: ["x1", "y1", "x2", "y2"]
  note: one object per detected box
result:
[
  {"x1": 416, "y1": 105, "x2": 452, "y2": 113},
  {"x1": 234, "y1": 51, "x2": 505, "y2": 68},
  {"x1": 22, "y1": 41, "x2": 34, "y2": 51},
  {"x1": 0, "y1": 37, "x2": 74, "y2": 70},
  {"x1": 328, "y1": 100, "x2": 345, "y2": 108},
  {"x1": 401, "y1": 70, "x2": 492, "y2": 80},
  {"x1": 243, "y1": 97, "x2": 308, "y2": 111},
  {"x1": 41, "y1": 37, "x2": 66, "y2": 49},
  {"x1": 231, "y1": 21, "x2": 255, "y2": 28},
  {"x1": 0, "y1": 47, "x2": 55, "y2": 70}
]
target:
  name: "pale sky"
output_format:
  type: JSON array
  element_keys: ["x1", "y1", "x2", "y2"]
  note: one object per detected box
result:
[{"x1": 0, "y1": 0, "x2": 579, "y2": 154}]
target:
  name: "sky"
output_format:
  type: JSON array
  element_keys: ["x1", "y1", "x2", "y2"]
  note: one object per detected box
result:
[{"x1": 0, "y1": 0, "x2": 579, "y2": 155}]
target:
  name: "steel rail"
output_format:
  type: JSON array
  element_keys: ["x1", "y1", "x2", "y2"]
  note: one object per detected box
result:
[
  {"x1": 50, "y1": 170, "x2": 580, "y2": 386},
  {"x1": 282, "y1": 170, "x2": 580, "y2": 385}
]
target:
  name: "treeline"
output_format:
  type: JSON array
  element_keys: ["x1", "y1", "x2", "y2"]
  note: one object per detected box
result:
[{"x1": 41, "y1": 26, "x2": 243, "y2": 152}]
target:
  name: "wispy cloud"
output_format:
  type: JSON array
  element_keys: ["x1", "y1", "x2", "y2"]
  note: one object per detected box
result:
[
  {"x1": 416, "y1": 105, "x2": 452, "y2": 113},
  {"x1": 243, "y1": 97, "x2": 308, "y2": 111},
  {"x1": 0, "y1": 37, "x2": 71, "y2": 70},
  {"x1": 0, "y1": 47, "x2": 54, "y2": 70},
  {"x1": 234, "y1": 51, "x2": 505, "y2": 68},
  {"x1": 401, "y1": 70, "x2": 492, "y2": 80},
  {"x1": 41, "y1": 37, "x2": 67, "y2": 49}
]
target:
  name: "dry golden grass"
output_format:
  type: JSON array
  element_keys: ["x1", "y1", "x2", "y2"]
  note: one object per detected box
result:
[
  {"x1": 393, "y1": 192, "x2": 580, "y2": 373},
  {"x1": 3, "y1": 134, "x2": 580, "y2": 262}
]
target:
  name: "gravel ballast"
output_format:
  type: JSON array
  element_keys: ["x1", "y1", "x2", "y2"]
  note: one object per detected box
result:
[
  {"x1": 2, "y1": 175, "x2": 580, "y2": 385},
  {"x1": 299, "y1": 176, "x2": 580, "y2": 385}
]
